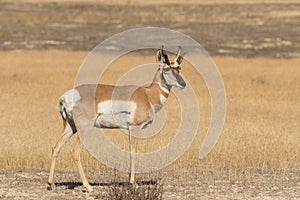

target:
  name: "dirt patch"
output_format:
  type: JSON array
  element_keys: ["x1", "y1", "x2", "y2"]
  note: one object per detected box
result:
[
  {"x1": 0, "y1": 170, "x2": 93, "y2": 199},
  {"x1": 0, "y1": 169, "x2": 299, "y2": 199}
]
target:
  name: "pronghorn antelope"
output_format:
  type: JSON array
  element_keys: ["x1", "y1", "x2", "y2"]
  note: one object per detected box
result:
[{"x1": 48, "y1": 46, "x2": 186, "y2": 192}]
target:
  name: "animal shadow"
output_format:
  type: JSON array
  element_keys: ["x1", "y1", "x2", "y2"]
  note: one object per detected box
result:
[{"x1": 47, "y1": 179, "x2": 157, "y2": 191}]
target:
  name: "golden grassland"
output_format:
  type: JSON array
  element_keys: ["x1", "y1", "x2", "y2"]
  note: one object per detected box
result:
[{"x1": 0, "y1": 50, "x2": 299, "y2": 176}]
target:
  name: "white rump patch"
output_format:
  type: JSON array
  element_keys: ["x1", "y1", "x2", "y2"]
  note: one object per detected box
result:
[{"x1": 59, "y1": 89, "x2": 81, "y2": 114}]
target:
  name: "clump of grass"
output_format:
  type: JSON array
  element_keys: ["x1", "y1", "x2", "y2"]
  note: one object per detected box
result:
[
  {"x1": 94, "y1": 171, "x2": 164, "y2": 200},
  {"x1": 105, "y1": 182, "x2": 163, "y2": 200},
  {"x1": 94, "y1": 183, "x2": 163, "y2": 200}
]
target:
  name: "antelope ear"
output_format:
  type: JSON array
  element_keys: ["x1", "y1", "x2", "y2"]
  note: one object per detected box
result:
[
  {"x1": 161, "y1": 46, "x2": 171, "y2": 65},
  {"x1": 157, "y1": 45, "x2": 171, "y2": 65},
  {"x1": 156, "y1": 48, "x2": 164, "y2": 64},
  {"x1": 173, "y1": 46, "x2": 184, "y2": 65},
  {"x1": 156, "y1": 49, "x2": 165, "y2": 70}
]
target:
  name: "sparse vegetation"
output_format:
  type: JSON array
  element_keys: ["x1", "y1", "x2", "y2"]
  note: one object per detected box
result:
[{"x1": 102, "y1": 182, "x2": 163, "y2": 200}]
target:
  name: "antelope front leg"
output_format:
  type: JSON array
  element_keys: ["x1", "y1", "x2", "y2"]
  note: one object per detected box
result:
[
  {"x1": 128, "y1": 126, "x2": 139, "y2": 184},
  {"x1": 48, "y1": 125, "x2": 73, "y2": 190},
  {"x1": 71, "y1": 136, "x2": 93, "y2": 192}
]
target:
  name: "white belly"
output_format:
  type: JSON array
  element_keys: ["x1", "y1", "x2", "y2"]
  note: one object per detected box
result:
[{"x1": 94, "y1": 100, "x2": 136, "y2": 129}]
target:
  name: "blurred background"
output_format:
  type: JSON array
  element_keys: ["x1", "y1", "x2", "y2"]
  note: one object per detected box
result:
[{"x1": 1, "y1": 0, "x2": 299, "y2": 57}]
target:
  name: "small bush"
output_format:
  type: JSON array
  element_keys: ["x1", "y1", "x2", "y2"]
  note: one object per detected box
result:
[
  {"x1": 104, "y1": 181, "x2": 163, "y2": 200},
  {"x1": 94, "y1": 169, "x2": 164, "y2": 199}
]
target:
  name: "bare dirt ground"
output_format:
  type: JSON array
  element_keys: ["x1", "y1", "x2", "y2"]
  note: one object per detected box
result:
[{"x1": 0, "y1": 168, "x2": 299, "y2": 199}]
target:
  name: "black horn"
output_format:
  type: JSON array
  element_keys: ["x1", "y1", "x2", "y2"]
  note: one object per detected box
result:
[{"x1": 161, "y1": 45, "x2": 171, "y2": 65}]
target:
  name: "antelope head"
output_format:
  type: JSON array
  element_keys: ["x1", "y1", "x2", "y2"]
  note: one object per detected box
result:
[{"x1": 156, "y1": 46, "x2": 186, "y2": 89}]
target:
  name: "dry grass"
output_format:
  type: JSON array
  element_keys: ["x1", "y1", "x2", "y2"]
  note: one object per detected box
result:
[
  {"x1": 102, "y1": 182, "x2": 163, "y2": 200},
  {"x1": 0, "y1": 50, "x2": 299, "y2": 177}
]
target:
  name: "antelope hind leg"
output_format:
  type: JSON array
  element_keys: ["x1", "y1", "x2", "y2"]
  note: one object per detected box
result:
[
  {"x1": 48, "y1": 125, "x2": 73, "y2": 190},
  {"x1": 71, "y1": 136, "x2": 93, "y2": 192}
]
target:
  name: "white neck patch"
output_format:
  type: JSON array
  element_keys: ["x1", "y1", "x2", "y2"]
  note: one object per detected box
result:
[
  {"x1": 160, "y1": 94, "x2": 167, "y2": 104},
  {"x1": 158, "y1": 82, "x2": 170, "y2": 94}
]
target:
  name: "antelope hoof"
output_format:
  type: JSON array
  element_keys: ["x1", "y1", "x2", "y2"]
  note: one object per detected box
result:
[
  {"x1": 48, "y1": 182, "x2": 56, "y2": 191},
  {"x1": 129, "y1": 177, "x2": 136, "y2": 185},
  {"x1": 84, "y1": 184, "x2": 93, "y2": 193},
  {"x1": 129, "y1": 176, "x2": 134, "y2": 184},
  {"x1": 130, "y1": 180, "x2": 139, "y2": 189}
]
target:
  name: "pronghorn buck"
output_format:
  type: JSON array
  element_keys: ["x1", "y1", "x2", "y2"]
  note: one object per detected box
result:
[{"x1": 48, "y1": 46, "x2": 186, "y2": 192}]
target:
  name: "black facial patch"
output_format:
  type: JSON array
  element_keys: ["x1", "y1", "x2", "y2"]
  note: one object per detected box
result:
[{"x1": 172, "y1": 69, "x2": 186, "y2": 88}]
